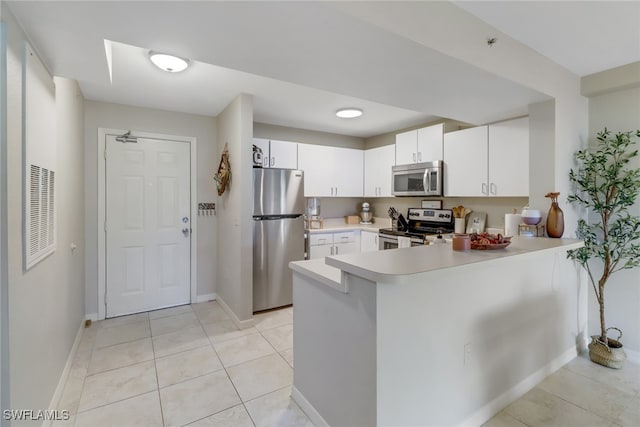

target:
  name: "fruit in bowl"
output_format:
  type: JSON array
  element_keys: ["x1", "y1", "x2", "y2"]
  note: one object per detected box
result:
[{"x1": 521, "y1": 208, "x2": 541, "y2": 225}]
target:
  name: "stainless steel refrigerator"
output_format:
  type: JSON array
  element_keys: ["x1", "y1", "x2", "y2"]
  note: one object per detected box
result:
[{"x1": 253, "y1": 168, "x2": 305, "y2": 312}]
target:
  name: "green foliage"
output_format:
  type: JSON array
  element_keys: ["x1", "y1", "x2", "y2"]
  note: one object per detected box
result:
[{"x1": 566, "y1": 128, "x2": 640, "y2": 342}]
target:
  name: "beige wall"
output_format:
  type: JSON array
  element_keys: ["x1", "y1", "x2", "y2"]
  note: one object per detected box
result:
[
  {"x1": 254, "y1": 122, "x2": 364, "y2": 149},
  {"x1": 587, "y1": 84, "x2": 640, "y2": 354},
  {"x1": 83, "y1": 101, "x2": 218, "y2": 317},
  {"x1": 216, "y1": 94, "x2": 254, "y2": 324},
  {"x1": 4, "y1": 4, "x2": 85, "y2": 420}
]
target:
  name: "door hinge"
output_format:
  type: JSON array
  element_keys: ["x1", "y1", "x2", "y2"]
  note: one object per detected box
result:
[
  {"x1": 104, "y1": 147, "x2": 107, "y2": 160},
  {"x1": 104, "y1": 221, "x2": 107, "y2": 232}
]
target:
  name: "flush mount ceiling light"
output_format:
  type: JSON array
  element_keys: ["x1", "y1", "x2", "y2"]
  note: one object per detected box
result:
[
  {"x1": 336, "y1": 108, "x2": 363, "y2": 118},
  {"x1": 148, "y1": 51, "x2": 190, "y2": 73}
]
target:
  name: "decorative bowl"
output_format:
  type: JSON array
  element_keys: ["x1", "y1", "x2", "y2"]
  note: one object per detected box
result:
[
  {"x1": 522, "y1": 216, "x2": 541, "y2": 225},
  {"x1": 471, "y1": 241, "x2": 511, "y2": 250}
]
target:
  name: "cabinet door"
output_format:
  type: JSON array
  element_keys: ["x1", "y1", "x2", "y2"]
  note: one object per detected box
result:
[
  {"x1": 298, "y1": 144, "x2": 333, "y2": 197},
  {"x1": 269, "y1": 140, "x2": 298, "y2": 169},
  {"x1": 333, "y1": 147, "x2": 363, "y2": 197},
  {"x1": 417, "y1": 123, "x2": 444, "y2": 162},
  {"x1": 364, "y1": 145, "x2": 395, "y2": 197},
  {"x1": 488, "y1": 117, "x2": 529, "y2": 196},
  {"x1": 310, "y1": 244, "x2": 333, "y2": 259},
  {"x1": 334, "y1": 241, "x2": 359, "y2": 256},
  {"x1": 443, "y1": 126, "x2": 488, "y2": 197},
  {"x1": 361, "y1": 231, "x2": 379, "y2": 252},
  {"x1": 395, "y1": 130, "x2": 417, "y2": 165},
  {"x1": 253, "y1": 138, "x2": 270, "y2": 167}
]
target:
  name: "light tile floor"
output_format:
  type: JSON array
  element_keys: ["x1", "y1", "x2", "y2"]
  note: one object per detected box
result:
[
  {"x1": 56, "y1": 301, "x2": 640, "y2": 427},
  {"x1": 55, "y1": 302, "x2": 311, "y2": 427},
  {"x1": 484, "y1": 352, "x2": 640, "y2": 427}
]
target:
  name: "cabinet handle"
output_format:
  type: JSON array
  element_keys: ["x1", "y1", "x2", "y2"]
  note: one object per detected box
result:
[
  {"x1": 490, "y1": 182, "x2": 497, "y2": 195},
  {"x1": 417, "y1": 152, "x2": 422, "y2": 162},
  {"x1": 335, "y1": 187, "x2": 338, "y2": 196},
  {"x1": 375, "y1": 235, "x2": 378, "y2": 245},
  {"x1": 482, "y1": 183, "x2": 488, "y2": 195},
  {"x1": 413, "y1": 153, "x2": 417, "y2": 163},
  {"x1": 330, "y1": 246, "x2": 334, "y2": 255},
  {"x1": 270, "y1": 157, "x2": 275, "y2": 167},
  {"x1": 264, "y1": 157, "x2": 268, "y2": 167},
  {"x1": 335, "y1": 246, "x2": 339, "y2": 254}
]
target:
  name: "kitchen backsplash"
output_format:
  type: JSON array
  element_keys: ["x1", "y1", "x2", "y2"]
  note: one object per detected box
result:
[
  {"x1": 367, "y1": 197, "x2": 529, "y2": 229},
  {"x1": 312, "y1": 196, "x2": 529, "y2": 230}
]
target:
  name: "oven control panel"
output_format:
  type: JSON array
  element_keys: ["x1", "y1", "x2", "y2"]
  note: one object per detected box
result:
[{"x1": 407, "y1": 208, "x2": 453, "y2": 223}]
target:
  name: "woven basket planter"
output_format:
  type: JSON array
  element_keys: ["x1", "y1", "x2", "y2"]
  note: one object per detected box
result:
[{"x1": 588, "y1": 327, "x2": 627, "y2": 369}]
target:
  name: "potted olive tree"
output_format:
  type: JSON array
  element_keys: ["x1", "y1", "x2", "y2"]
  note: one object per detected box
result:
[{"x1": 567, "y1": 128, "x2": 640, "y2": 369}]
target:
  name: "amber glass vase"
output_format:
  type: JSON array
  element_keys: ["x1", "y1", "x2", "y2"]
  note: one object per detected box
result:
[{"x1": 545, "y1": 192, "x2": 564, "y2": 238}]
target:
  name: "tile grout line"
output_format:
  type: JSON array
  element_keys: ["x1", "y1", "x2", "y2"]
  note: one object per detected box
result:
[
  {"x1": 149, "y1": 318, "x2": 167, "y2": 427},
  {"x1": 534, "y1": 385, "x2": 621, "y2": 424}
]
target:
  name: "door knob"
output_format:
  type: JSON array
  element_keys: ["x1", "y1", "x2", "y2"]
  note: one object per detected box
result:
[{"x1": 182, "y1": 228, "x2": 190, "y2": 236}]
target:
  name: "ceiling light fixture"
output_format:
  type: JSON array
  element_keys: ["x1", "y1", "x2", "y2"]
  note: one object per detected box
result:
[
  {"x1": 148, "y1": 51, "x2": 190, "y2": 73},
  {"x1": 336, "y1": 108, "x2": 363, "y2": 119}
]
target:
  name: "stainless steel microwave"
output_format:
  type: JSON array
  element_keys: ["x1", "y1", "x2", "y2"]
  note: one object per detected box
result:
[{"x1": 392, "y1": 161, "x2": 443, "y2": 196}]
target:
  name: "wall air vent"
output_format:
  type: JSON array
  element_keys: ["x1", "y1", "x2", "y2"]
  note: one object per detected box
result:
[{"x1": 23, "y1": 42, "x2": 56, "y2": 270}]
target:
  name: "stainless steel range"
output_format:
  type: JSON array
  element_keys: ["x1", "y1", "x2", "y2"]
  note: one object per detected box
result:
[{"x1": 378, "y1": 208, "x2": 454, "y2": 250}]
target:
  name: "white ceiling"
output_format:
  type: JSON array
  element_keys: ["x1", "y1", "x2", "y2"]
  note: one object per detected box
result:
[
  {"x1": 455, "y1": 1, "x2": 640, "y2": 77},
  {"x1": 6, "y1": 1, "x2": 638, "y2": 138}
]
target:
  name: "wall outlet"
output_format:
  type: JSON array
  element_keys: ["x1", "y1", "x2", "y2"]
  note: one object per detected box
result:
[{"x1": 464, "y1": 343, "x2": 472, "y2": 365}]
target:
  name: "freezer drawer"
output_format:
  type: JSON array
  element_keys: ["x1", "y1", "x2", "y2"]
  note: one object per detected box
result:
[{"x1": 253, "y1": 216, "x2": 305, "y2": 312}]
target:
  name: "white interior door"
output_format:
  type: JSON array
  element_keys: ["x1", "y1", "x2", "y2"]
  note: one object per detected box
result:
[{"x1": 106, "y1": 135, "x2": 191, "y2": 317}]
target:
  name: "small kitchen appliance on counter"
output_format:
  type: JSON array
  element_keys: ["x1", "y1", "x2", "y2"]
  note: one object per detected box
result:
[
  {"x1": 252, "y1": 144, "x2": 264, "y2": 167},
  {"x1": 378, "y1": 208, "x2": 455, "y2": 250},
  {"x1": 360, "y1": 202, "x2": 373, "y2": 224}
]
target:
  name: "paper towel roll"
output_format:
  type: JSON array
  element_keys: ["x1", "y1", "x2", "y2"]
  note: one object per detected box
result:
[{"x1": 505, "y1": 214, "x2": 521, "y2": 237}]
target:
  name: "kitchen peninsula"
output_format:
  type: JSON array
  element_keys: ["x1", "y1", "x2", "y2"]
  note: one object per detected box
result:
[{"x1": 289, "y1": 237, "x2": 584, "y2": 427}]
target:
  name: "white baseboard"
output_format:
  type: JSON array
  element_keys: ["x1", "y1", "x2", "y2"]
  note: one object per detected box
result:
[
  {"x1": 292, "y1": 386, "x2": 330, "y2": 427},
  {"x1": 43, "y1": 319, "x2": 85, "y2": 427},
  {"x1": 216, "y1": 296, "x2": 254, "y2": 329},
  {"x1": 85, "y1": 313, "x2": 98, "y2": 322},
  {"x1": 458, "y1": 345, "x2": 578, "y2": 427},
  {"x1": 195, "y1": 293, "x2": 217, "y2": 303}
]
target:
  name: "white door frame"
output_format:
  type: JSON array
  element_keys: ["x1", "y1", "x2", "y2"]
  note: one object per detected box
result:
[{"x1": 97, "y1": 128, "x2": 198, "y2": 320}]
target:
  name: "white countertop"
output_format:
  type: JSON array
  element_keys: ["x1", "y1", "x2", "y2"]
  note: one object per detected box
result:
[
  {"x1": 306, "y1": 217, "x2": 391, "y2": 234},
  {"x1": 291, "y1": 236, "x2": 583, "y2": 285}
]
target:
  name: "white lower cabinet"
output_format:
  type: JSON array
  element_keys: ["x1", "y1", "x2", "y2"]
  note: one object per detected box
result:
[
  {"x1": 361, "y1": 230, "x2": 379, "y2": 252},
  {"x1": 308, "y1": 231, "x2": 360, "y2": 259}
]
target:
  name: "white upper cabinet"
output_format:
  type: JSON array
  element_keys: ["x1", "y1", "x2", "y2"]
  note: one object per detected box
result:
[
  {"x1": 444, "y1": 117, "x2": 529, "y2": 197},
  {"x1": 487, "y1": 117, "x2": 529, "y2": 197},
  {"x1": 252, "y1": 138, "x2": 298, "y2": 169},
  {"x1": 364, "y1": 145, "x2": 395, "y2": 197},
  {"x1": 268, "y1": 140, "x2": 298, "y2": 169},
  {"x1": 417, "y1": 123, "x2": 444, "y2": 162},
  {"x1": 395, "y1": 123, "x2": 444, "y2": 165},
  {"x1": 444, "y1": 126, "x2": 489, "y2": 197},
  {"x1": 298, "y1": 144, "x2": 363, "y2": 197},
  {"x1": 396, "y1": 130, "x2": 418, "y2": 165}
]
